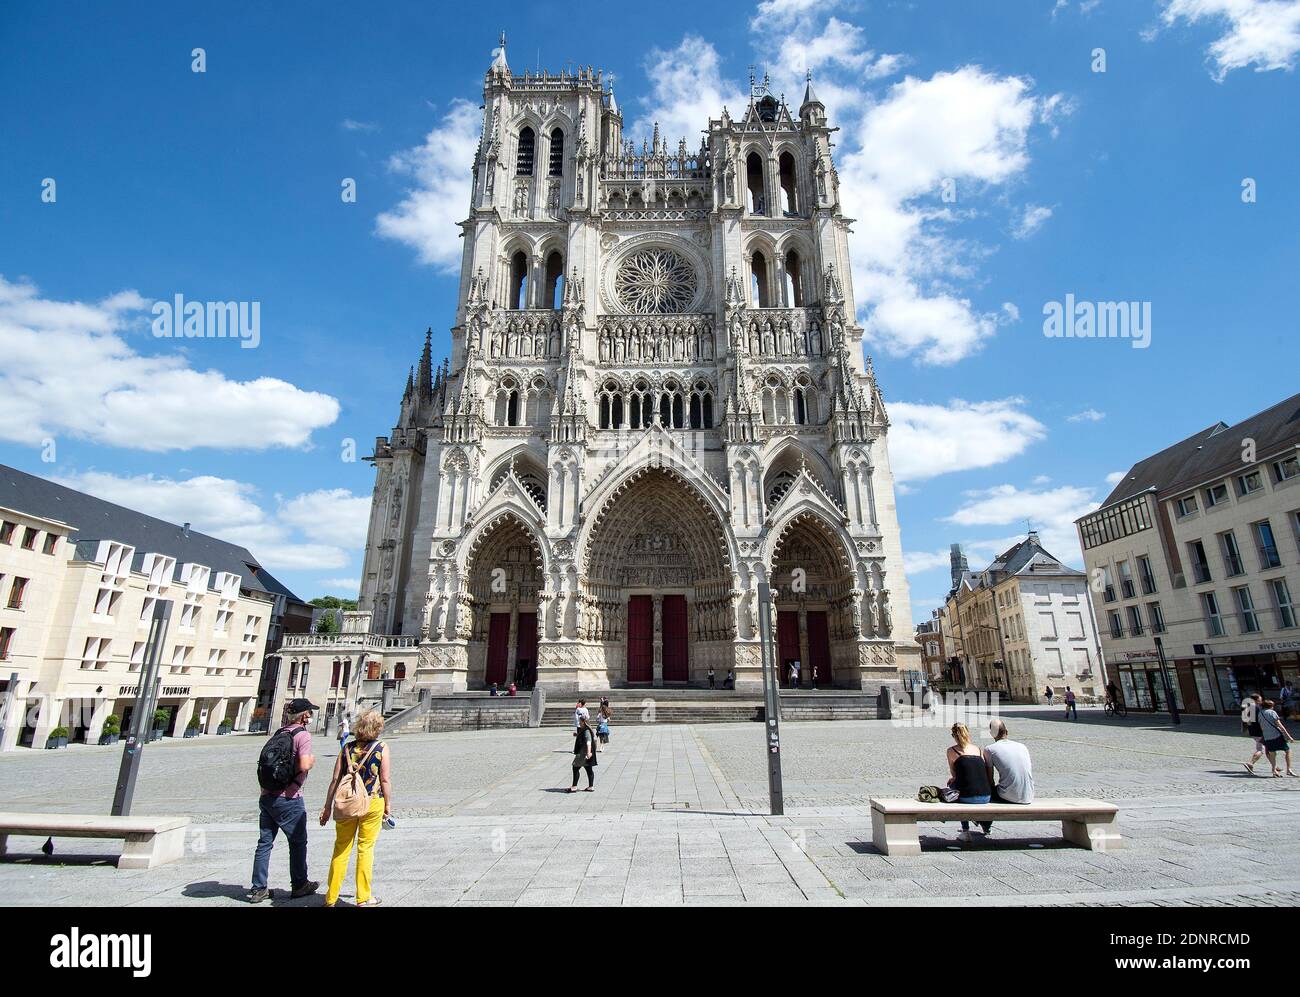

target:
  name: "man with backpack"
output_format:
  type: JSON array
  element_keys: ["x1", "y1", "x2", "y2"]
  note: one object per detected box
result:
[{"x1": 249, "y1": 698, "x2": 319, "y2": 903}]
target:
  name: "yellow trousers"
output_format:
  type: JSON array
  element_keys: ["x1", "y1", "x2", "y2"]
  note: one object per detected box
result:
[{"x1": 326, "y1": 794, "x2": 384, "y2": 905}]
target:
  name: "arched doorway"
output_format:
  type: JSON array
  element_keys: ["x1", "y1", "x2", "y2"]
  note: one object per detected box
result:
[
  {"x1": 584, "y1": 469, "x2": 734, "y2": 685},
  {"x1": 464, "y1": 515, "x2": 544, "y2": 688},
  {"x1": 768, "y1": 513, "x2": 857, "y2": 688}
]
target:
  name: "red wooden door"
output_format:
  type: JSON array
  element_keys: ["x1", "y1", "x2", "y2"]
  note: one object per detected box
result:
[
  {"x1": 661, "y1": 595, "x2": 688, "y2": 682},
  {"x1": 486, "y1": 612, "x2": 509, "y2": 685},
  {"x1": 807, "y1": 611, "x2": 831, "y2": 687},
  {"x1": 516, "y1": 612, "x2": 537, "y2": 685},
  {"x1": 777, "y1": 611, "x2": 800, "y2": 684},
  {"x1": 627, "y1": 596, "x2": 653, "y2": 683}
]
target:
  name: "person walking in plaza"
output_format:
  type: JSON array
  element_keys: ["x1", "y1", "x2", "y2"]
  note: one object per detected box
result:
[
  {"x1": 320, "y1": 708, "x2": 391, "y2": 907},
  {"x1": 574, "y1": 699, "x2": 589, "y2": 730},
  {"x1": 1044, "y1": 685, "x2": 1054, "y2": 707},
  {"x1": 336, "y1": 711, "x2": 350, "y2": 746},
  {"x1": 1244, "y1": 693, "x2": 1267, "y2": 774},
  {"x1": 789, "y1": 660, "x2": 800, "y2": 689},
  {"x1": 945, "y1": 722, "x2": 992, "y2": 842},
  {"x1": 596, "y1": 704, "x2": 611, "y2": 750},
  {"x1": 1258, "y1": 699, "x2": 1296, "y2": 777},
  {"x1": 980, "y1": 719, "x2": 1034, "y2": 835},
  {"x1": 569, "y1": 716, "x2": 596, "y2": 792},
  {"x1": 249, "y1": 698, "x2": 319, "y2": 903},
  {"x1": 707, "y1": 666, "x2": 716, "y2": 690},
  {"x1": 1064, "y1": 686, "x2": 1078, "y2": 721}
]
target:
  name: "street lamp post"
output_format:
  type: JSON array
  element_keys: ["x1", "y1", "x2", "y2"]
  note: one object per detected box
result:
[
  {"x1": 112, "y1": 599, "x2": 172, "y2": 816},
  {"x1": 756, "y1": 581, "x2": 784, "y2": 816},
  {"x1": 1153, "y1": 636, "x2": 1181, "y2": 725}
]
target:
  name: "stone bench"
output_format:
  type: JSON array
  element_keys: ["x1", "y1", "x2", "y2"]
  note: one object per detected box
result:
[
  {"x1": 0, "y1": 812, "x2": 190, "y2": 870},
  {"x1": 869, "y1": 797, "x2": 1121, "y2": 856}
]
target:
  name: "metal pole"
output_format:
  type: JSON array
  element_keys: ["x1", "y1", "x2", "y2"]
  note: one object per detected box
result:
[
  {"x1": 1153, "y1": 636, "x2": 1181, "y2": 725},
  {"x1": 756, "y1": 581, "x2": 784, "y2": 815},
  {"x1": 112, "y1": 600, "x2": 172, "y2": 815}
]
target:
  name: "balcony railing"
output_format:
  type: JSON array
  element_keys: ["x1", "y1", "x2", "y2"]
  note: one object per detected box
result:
[
  {"x1": 1259, "y1": 544, "x2": 1281, "y2": 569},
  {"x1": 280, "y1": 632, "x2": 419, "y2": 651}
]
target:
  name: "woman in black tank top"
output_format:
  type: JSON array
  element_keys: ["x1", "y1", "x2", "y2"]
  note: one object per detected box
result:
[{"x1": 946, "y1": 722, "x2": 992, "y2": 837}]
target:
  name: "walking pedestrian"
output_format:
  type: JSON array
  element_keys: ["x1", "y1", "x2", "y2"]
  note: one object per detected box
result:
[
  {"x1": 569, "y1": 716, "x2": 596, "y2": 792},
  {"x1": 573, "y1": 699, "x2": 589, "y2": 730},
  {"x1": 707, "y1": 667, "x2": 716, "y2": 690},
  {"x1": 789, "y1": 660, "x2": 800, "y2": 689},
  {"x1": 1064, "y1": 686, "x2": 1078, "y2": 721},
  {"x1": 1244, "y1": 694, "x2": 1267, "y2": 774},
  {"x1": 597, "y1": 704, "x2": 611, "y2": 749},
  {"x1": 1044, "y1": 685, "x2": 1054, "y2": 707},
  {"x1": 1258, "y1": 699, "x2": 1296, "y2": 777},
  {"x1": 336, "y1": 711, "x2": 350, "y2": 746},
  {"x1": 320, "y1": 708, "x2": 391, "y2": 907},
  {"x1": 723, "y1": 669, "x2": 735, "y2": 689},
  {"x1": 249, "y1": 698, "x2": 319, "y2": 903}
]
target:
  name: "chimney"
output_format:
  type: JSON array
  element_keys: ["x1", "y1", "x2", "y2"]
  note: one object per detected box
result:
[{"x1": 182, "y1": 522, "x2": 191, "y2": 538}]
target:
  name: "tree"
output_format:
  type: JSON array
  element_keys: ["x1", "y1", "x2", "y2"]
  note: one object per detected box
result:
[{"x1": 310, "y1": 595, "x2": 358, "y2": 611}]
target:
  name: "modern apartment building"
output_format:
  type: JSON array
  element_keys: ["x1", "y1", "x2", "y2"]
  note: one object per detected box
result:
[
  {"x1": 0, "y1": 464, "x2": 309, "y2": 748},
  {"x1": 1076, "y1": 393, "x2": 1300, "y2": 714}
]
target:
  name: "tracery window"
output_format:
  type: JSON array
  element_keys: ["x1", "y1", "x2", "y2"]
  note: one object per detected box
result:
[
  {"x1": 614, "y1": 249, "x2": 697, "y2": 314},
  {"x1": 746, "y1": 152, "x2": 765, "y2": 215},
  {"x1": 779, "y1": 151, "x2": 798, "y2": 215}
]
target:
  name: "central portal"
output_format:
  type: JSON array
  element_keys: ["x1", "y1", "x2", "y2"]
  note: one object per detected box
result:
[{"x1": 586, "y1": 469, "x2": 735, "y2": 686}]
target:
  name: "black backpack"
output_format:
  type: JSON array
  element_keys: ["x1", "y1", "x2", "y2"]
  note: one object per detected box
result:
[{"x1": 257, "y1": 726, "x2": 299, "y2": 792}]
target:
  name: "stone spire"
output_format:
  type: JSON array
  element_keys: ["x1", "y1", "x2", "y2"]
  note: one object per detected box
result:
[
  {"x1": 801, "y1": 70, "x2": 821, "y2": 110},
  {"x1": 417, "y1": 327, "x2": 433, "y2": 399},
  {"x1": 491, "y1": 31, "x2": 509, "y2": 72}
]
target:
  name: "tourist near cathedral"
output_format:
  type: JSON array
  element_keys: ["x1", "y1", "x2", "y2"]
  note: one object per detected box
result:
[{"x1": 356, "y1": 39, "x2": 915, "y2": 695}]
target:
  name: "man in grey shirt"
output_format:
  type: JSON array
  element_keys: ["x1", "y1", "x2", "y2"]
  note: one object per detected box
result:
[{"x1": 985, "y1": 719, "x2": 1034, "y2": 804}]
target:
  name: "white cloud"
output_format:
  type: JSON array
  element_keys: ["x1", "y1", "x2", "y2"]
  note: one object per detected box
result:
[
  {"x1": 341, "y1": 119, "x2": 379, "y2": 132},
  {"x1": 1013, "y1": 203, "x2": 1053, "y2": 239},
  {"x1": 751, "y1": 0, "x2": 832, "y2": 30},
  {"x1": 0, "y1": 277, "x2": 339, "y2": 452},
  {"x1": 1105, "y1": 470, "x2": 1128, "y2": 485},
  {"x1": 630, "y1": 36, "x2": 748, "y2": 147},
  {"x1": 375, "y1": 98, "x2": 482, "y2": 272},
  {"x1": 1067, "y1": 408, "x2": 1106, "y2": 422},
  {"x1": 318, "y1": 577, "x2": 361, "y2": 593},
  {"x1": 839, "y1": 67, "x2": 1066, "y2": 364},
  {"x1": 942, "y1": 483, "x2": 1098, "y2": 565},
  {"x1": 1158, "y1": 0, "x2": 1300, "y2": 80},
  {"x1": 887, "y1": 398, "x2": 1047, "y2": 483},
  {"x1": 51, "y1": 470, "x2": 370, "y2": 573},
  {"x1": 904, "y1": 548, "x2": 955, "y2": 574}
]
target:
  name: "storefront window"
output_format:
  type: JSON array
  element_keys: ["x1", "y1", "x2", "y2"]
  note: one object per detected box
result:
[{"x1": 1192, "y1": 662, "x2": 1216, "y2": 713}]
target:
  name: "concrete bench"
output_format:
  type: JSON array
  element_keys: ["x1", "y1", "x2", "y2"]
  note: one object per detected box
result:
[
  {"x1": 0, "y1": 812, "x2": 190, "y2": 870},
  {"x1": 870, "y1": 797, "x2": 1121, "y2": 856}
]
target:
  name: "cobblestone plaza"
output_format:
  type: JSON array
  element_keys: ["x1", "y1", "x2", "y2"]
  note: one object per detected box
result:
[{"x1": 2, "y1": 707, "x2": 1297, "y2": 907}]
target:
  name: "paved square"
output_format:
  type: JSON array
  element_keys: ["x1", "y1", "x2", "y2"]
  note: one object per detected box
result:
[{"x1": 1, "y1": 706, "x2": 1298, "y2": 906}]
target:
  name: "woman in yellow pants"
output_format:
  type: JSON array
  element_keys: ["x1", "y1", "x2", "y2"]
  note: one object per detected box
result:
[{"x1": 320, "y1": 709, "x2": 392, "y2": 907}]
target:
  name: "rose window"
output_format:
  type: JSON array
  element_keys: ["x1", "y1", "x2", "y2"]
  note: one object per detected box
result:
[{"x1": 614, "y1": 249, "x2": 697, "y2": 314}]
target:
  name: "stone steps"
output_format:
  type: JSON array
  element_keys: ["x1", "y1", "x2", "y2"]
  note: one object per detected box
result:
[{"x1": 542, "y1": 704, "x2": 764, "y2": 726}]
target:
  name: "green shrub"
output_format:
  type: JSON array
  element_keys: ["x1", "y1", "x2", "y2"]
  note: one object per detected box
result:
[
  {"x1": 102, "y1": 718, "x2": 121, "y2": 734},
  {"x1": 186, "y1": 716, "x2": 201, "y2": 730},
  {"x1": 153, "y1": 708, "x2": 168, "y2": 727},
  {"x1": 49, "y1": 726, "x2": 69, "y2": 739}
]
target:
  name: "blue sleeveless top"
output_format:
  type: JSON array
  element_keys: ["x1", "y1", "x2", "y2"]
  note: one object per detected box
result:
[{"x1": 341, "y1": 739, "x2": 385, "y2": 797}]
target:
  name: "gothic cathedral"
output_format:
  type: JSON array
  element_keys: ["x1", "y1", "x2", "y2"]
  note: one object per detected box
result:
[{"x1": 358, "y1": 41, "x2": 917, "y2": 694}]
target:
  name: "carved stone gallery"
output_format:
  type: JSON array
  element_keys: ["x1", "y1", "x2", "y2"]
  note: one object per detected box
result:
[{"x1": 356, "y1": 42, "x2": 917, "y2": 693}]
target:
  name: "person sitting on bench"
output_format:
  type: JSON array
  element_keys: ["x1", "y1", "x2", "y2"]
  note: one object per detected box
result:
[{"x1": 980, "y1": 718, "x2": 1034, "y2": 835}]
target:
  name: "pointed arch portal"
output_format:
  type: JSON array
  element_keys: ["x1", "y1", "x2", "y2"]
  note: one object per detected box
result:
[{"x1": 583, "y1": 469, "x2": 734, "y2": 684}]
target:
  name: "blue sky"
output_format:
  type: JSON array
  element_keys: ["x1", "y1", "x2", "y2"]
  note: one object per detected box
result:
[{"x1": 1, "y1": 0, "x2": 1297, "y2": 620}]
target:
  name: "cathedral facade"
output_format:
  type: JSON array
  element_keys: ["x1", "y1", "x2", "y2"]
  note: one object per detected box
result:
[{"x1": 357, "y1": 42, "x2": 917, "y2": 694}]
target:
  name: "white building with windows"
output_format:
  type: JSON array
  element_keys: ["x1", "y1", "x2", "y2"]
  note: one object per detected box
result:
[
  {"x1": 1076, "y1": 393, "x2": 1300, "y2": 714},
  {"x1": 352, "y1": 42, "x2": 916, "y2": 694},
  {"x1": 0, "y1": 464, "x2": 303, "y2": 749},
  {"x1": 941, "y1": 532, "x2": 1103, "y2": 703}
]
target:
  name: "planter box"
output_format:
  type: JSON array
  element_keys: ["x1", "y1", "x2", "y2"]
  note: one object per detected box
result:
[
  {"x1": 46, "y1": 736, "x2": 68, "y2": 749},
  {"x1": 149, "y1": 728, "x2": 164, "y2": 742},
  {"x1": 184, "y1": 728, "x2": 200, "y2": 738},
  {"x1": 217, "y1": 726, "x2": 232, "y2": 735},
  {"x1": 98, "y1": 733, "x2": 120, "y2": 746}
]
